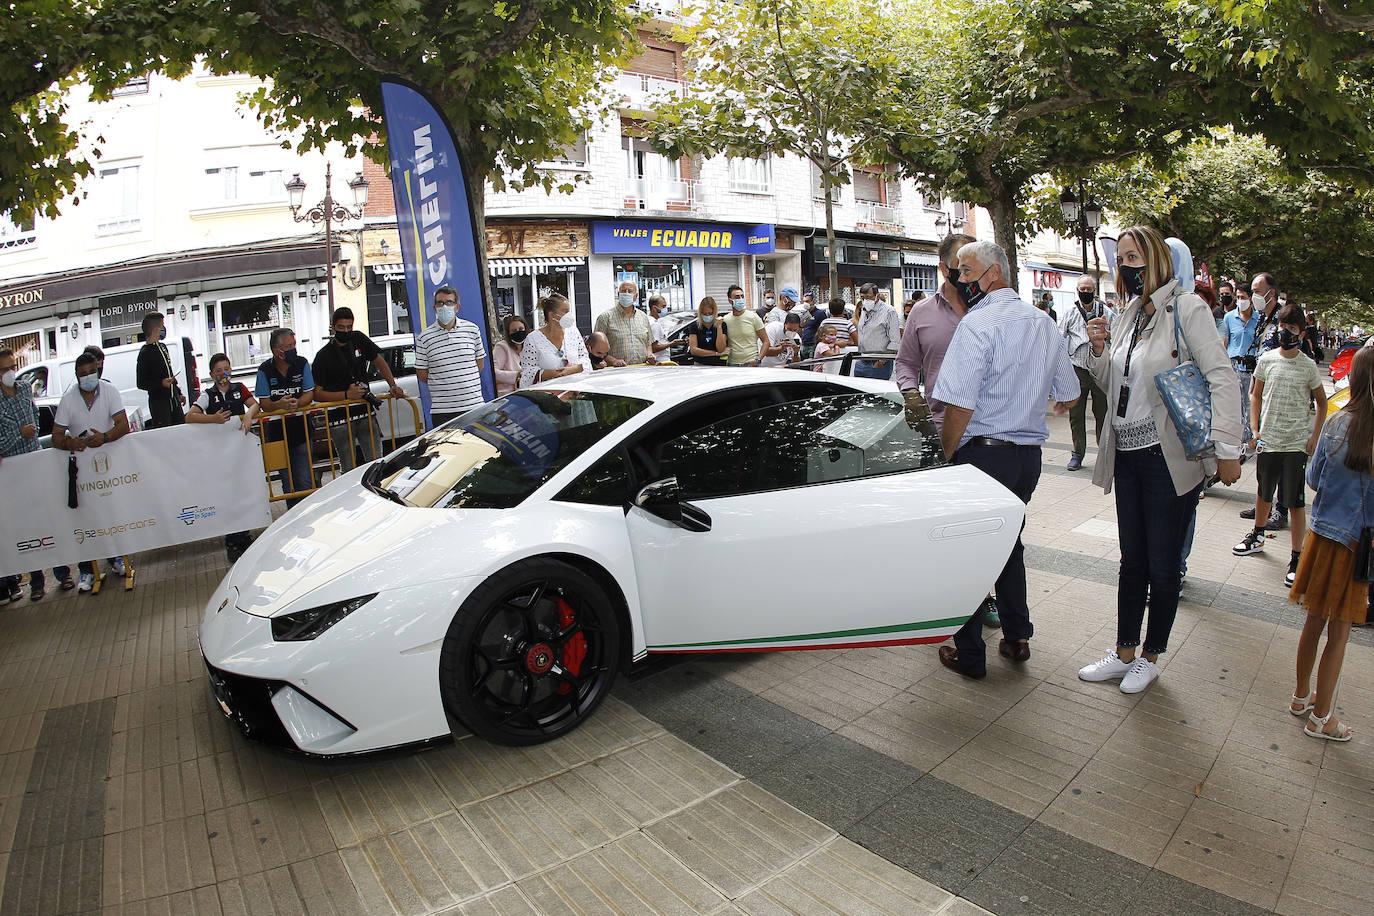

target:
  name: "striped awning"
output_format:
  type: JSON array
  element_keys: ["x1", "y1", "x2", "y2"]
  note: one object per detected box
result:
[
  {"x1": 488, "y1": 256, "x2": 585, "y2": 277},
  {"x1": 900, "y1": 251, "x2": 940, "y2": 266}
]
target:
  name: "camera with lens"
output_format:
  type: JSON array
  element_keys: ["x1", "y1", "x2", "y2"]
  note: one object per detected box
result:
[
  {"x1": 1238, "y1": 354, "x2": 1257, "y2": 373},
  {"x1": 358, "y1": 388, "x2": 383, "y2": 409}
]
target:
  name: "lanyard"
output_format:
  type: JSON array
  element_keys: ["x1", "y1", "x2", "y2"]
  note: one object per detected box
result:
[{"x1": 1121, "y1": 307, "x2": 1154, "y2": 381}]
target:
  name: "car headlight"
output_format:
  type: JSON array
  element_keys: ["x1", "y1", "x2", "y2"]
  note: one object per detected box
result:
[{"x1": 271, "y1": 594, "x2": 377, "y2": 642}]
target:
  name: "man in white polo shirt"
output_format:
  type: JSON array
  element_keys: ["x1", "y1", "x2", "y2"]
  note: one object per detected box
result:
[
  {"x1": 53, "y1": 351, "x2": 132, "y2": 592},
  {"x1": 415, "y1": 285, "x2": 487, "y2": 427}
]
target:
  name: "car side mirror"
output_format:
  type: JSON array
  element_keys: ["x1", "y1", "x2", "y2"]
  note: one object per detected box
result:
[{"x1": 634, "y1": 477, "x2": 683, "y2": 523}]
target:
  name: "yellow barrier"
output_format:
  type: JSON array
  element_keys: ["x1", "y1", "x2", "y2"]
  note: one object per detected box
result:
[{"x1": 254, "y1": 395, "x2": 423, "y2": 503}]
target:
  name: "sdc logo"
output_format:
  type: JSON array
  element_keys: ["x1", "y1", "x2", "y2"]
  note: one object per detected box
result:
[
  {"x1": 73, "y1": 518, "x2": 157, "y2": 544},
  {"x1": 16, "y1": 535, "x2": 56, "y2": 553}
]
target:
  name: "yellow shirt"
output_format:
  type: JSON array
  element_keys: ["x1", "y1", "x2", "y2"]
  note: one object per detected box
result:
[{"x1": 723, "y1": 311, "x2": 765, "y2": 365}]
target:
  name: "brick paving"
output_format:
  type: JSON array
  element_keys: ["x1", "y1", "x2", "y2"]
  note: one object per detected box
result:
[{"x1": 1, "y1": 410, "x2": 1369, "y2": 914}]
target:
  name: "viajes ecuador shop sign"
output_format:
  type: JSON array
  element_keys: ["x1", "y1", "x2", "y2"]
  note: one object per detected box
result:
[{"x1": 591, "y1": 220, "x2": 775, "y2": 256}]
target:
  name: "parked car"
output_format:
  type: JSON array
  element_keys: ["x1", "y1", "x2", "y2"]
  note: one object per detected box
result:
[
  {"x1": 200, "y1": 367, "x2": 1024, "y2": 755},
  {"x1": 18, "y1": 337, "x2": 198, "y2": 445}
]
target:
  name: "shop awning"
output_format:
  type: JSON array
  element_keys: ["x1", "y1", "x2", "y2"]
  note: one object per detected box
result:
[{"x1": 488, "y1": 257, "x2": 585, "y2": 277}]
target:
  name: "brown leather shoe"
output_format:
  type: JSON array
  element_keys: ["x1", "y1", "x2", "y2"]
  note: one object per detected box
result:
[
  {"x1": 938, "y1": 645, "x2": 986, "y2": 679},
  {"x1": 998, "y1": 638, "x2": 1030, "y2": 663}
]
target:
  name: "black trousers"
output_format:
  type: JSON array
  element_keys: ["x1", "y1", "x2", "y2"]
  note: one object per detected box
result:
[
  {"x1": 951, "y1": 442, "x2": 1042, "y2": 674},
  {"x1": 1068, "y1": 365, "x2": 1107, "y2": 457}
]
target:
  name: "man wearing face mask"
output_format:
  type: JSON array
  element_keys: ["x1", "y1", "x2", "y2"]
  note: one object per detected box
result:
[
  {"x1": 1224, "y1": 282, "x2": 1261, "y2": 454},
  {"x1": 594, "y1": 280, "x2": 657, "y2": 365},
  {"x1": 255, "y1": 327, "x2": 315, "y2": 507},
  {"x1": 314, "y1": 306, "x2": 406, "y2": 474},
  {"x1": 187, "y1": 352, "x2": 261, "y2": 562},
  {"x1": 931, "y1": 240, "x2": 1080, "y2": 679},
  {"x1": 1058, "y1": 275, "x2": 1114, "y2": 470},
  {"x1": 1216, "y1": 281, "x2": 1236, "y2": 337},
  {"x1": 722, "y1": 284, "x2": 769, "y2": 366},
  {"x1": 1238, "y1": 272, "x2": 1295, "y2": 528},
  {"x1": 895, "y1": 233, "x2": 976, "y2": 429},
  {"x1": 414, "y1": 287, "x2": 486, "y2": 428},
  {"x1": 853, "y1": 282, "x2": 902, "y2": 380},
  {"x1": 586, "y1": 332, "x2": 626, "y2": 369},
  {"x1": 799, "y1": 292, "x2": 828, "y2": 359},
  {"x1": 766, "y1": 287, "x2": 797, "y2": 325},
  {"x1": 136, "y1": 312, "x2": 185, "y2": 429}
]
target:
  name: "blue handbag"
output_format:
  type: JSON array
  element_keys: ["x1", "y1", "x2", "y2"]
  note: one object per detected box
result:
[{"x1": 1153, "y1": 294, "x2": 1214, "y2": 460}]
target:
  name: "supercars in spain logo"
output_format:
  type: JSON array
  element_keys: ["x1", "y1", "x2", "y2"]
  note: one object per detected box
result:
[{"x1": 177, "y1": 505, "x2": 217, "y2": 526}]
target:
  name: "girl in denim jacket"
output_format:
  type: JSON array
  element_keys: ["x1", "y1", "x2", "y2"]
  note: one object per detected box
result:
[{"x1": 1290, "y1": 347, "x2": 1374, "y2": 740}]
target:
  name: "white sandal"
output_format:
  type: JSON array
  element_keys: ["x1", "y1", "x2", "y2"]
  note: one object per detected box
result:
[
  {"x1": 1289, "y1": 692, "x2": 1315, "y2": 717},
  {"x1": 1305, "y1": 709, "x2": 1354, "y2": 742}
]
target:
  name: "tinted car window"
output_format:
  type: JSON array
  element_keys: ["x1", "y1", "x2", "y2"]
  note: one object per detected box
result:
[
  {"x1": 365, "y1": 390, "x2": 649, "y2": 509},
  {"x1": 17, "y1": 366, "x2": 47, "y2": 398},
  {"x1": 557, "y1": 448, "x2": 632, "y2": 506},
  {"x1": 657, "y1": 393, "x2": 943, "y2": 500}
]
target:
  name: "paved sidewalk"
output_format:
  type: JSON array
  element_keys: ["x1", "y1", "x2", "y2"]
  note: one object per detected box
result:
[{"x1": 1, "y1": 410, "x2": 1369, "y2": 914}]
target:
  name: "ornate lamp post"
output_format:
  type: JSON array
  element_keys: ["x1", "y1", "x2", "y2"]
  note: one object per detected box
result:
[
  {"x1": 285, "y1": 163, "x2": 369, "y2": 316},
  {"x1": 1059, "y1": 182, "x2": 1103, "y2": 275}
]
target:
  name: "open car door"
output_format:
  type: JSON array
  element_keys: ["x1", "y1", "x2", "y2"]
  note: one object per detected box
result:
[{"x1": 623, "y1": 392, "x2": 1025, "y2": 652}]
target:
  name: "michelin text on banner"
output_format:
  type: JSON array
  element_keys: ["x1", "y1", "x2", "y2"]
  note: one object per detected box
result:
[{"x1": 0, "y1": 424, "x2": 272, "y2": 577}]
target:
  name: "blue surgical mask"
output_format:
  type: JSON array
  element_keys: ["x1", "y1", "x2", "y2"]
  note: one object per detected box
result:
[
  {"x1": 701, "y1": 314, "x2": 716, "y2": 325},
  {"x1": 78, "y1": 374, "x2": 99, "y2": 392},
  {"x1": 618, "y1": 293, "x2": 637, "y2": 308},
  {"x1": 731, "y1": 299, "x2": 746, "y2": 312},
  {"x1": 435, "y1": 305, "x2": 456, "y2": 325}
]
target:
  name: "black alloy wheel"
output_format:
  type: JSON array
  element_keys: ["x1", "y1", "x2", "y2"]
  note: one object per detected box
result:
[{"x1": 439, "y1": 557, "x2": 621, "y2": 745}]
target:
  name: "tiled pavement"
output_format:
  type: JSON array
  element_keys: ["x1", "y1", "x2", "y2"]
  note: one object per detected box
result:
[{"x1": 2, "y1": 411, "x2": 1371, "y2": 914}]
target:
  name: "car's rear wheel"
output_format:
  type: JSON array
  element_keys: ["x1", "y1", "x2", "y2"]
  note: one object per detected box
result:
[{"x1": 439, "y1": 558, "x2": 621, "y2": 746}]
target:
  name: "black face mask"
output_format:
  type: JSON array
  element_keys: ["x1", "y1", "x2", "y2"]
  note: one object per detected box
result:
[
  {"x1": 1077, "y1": 290, "x2": 1095, "y2": 306},
  {"x1": 1279, "y1": 329, "x2": 1302, "y2": 350},
  {"x1": 591, "y1": 354, "x2": 606, "y2": 368},
  {"x1": 962, "y1": 266, "x2": 993, "y2": 306},
  {"x1": 1219, "y1": 294, "x2": 1234, "y2": 308},
  {"x1": 509, "y1": 329, "x2": 528, "y2": 344},
  {"x1": 1119, "y1": 264, "x2": 1147, "y2": 298},
  {"x1": 334, "y1": 330, "x2": 351, "y2": 345}
]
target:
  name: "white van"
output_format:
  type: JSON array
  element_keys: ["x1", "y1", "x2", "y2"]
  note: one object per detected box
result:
[{"x1": 18, "y1": 337, "x2": 200, "y2": 443}]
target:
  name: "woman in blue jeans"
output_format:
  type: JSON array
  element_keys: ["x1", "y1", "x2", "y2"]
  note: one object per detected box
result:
[{"x1": 1076, "y1": 229, "x2": 1243, "y2": 693}]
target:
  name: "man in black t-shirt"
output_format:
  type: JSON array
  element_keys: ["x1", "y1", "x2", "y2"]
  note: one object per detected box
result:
[{"x1": 312, "y1": 307, "x2": 405, "y2": 474}]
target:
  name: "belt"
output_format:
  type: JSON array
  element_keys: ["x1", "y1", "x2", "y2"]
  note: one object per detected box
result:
[{"x1": 965, "y1": 436, "x2": 1021, "y2": 449}]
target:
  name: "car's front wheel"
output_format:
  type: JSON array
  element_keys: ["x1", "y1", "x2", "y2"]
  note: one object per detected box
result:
[{"x1": 439, "y1": 557, "x2": 621, "y2": 745}]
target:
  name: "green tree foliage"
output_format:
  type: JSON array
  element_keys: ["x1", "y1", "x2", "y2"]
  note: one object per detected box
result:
[
  {"x1": 1086, "y1": 130, "x2": 1374, "y2": 327},
  {"x1": 646, "y1": 0, "x2": 902, "y2": 292}
]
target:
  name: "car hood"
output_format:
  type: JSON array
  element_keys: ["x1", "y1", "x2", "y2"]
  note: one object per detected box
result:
[{"x1": 230, "y1": 475, "x2": 488, "y2": 617}]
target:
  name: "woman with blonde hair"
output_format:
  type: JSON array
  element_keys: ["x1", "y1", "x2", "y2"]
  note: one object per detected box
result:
[
  {"x1": 684, "y1": 296, "x2": 728, "y2": 366},
  {"x1": 1076, "y1": 227, "x2": 1243, "y2": 693}
]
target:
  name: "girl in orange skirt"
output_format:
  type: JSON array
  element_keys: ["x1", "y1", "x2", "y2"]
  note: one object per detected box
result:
[{"x1": 1290, "y1": 347, "x2": 1374, "y2": 741}]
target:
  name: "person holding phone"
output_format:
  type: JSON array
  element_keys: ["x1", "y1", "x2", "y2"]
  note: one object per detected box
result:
[{"x1": 520, "y1": 295, "x2": 592, "y2": 387}]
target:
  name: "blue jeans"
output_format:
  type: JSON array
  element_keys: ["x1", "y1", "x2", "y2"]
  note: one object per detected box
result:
[
  {"x1": 3, "y1": 567, "x2": 71, "y2": 593},
  {"x1": 1234, "y1": 367, "x2": 1252, "y2": 444},
  {"x1": 951, "y1": 442, "x2": 1041, "y2": 673},
  {"x1": 1115, "y1": 446, "x2": 1202, "y2": 655},
  {"x1": 282, "y1": 439, "x2": 313, "y2": 508},
  {"x1": 852, "y1": 359, "x2": 894, "y2": 380}
]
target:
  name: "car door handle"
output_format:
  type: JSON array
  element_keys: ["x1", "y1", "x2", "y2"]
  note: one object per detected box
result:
[{"x1": 929, "y1": 518, "x2": 1005, "y2": 540}]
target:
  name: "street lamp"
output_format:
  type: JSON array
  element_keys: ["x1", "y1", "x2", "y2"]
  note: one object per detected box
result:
[
  {"x1": 286, "y1": 163, "x2": 370, "y2": 316},
  {"x1": 1059, "y1": 181, "x2": 1102, "y2": 275}
]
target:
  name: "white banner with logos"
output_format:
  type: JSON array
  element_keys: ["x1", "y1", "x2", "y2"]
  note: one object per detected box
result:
[{"x1": 1, "y1": 425, "x2": 272, "y2": 577}]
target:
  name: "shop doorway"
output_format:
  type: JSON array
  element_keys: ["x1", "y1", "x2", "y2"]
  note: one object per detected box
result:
[{"x1": 612, "y1": 258, "x2": 690, "y2": 312}]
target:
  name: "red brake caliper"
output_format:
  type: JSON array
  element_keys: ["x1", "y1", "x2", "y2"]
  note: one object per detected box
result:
[{"x1": 554, "y1": 597, "x2": 587, "y2": 695}]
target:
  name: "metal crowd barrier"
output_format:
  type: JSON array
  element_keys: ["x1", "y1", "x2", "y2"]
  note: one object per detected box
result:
[{"x1": 254, "y1": 395, "x2": 423, "y2": 503}]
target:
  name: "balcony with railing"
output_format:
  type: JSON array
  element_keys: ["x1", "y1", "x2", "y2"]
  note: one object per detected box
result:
[
  {"x1": 617, "y1": 72, "x2": 687, "y2": 114},
  {"x1": 623, "y1": 176, "x2": 700, "y2": 214},
  {"x1": 855, "y1": 200, "x2": 903, "y2": 233}
]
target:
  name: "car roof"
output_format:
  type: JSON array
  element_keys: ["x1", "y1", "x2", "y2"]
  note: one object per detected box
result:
[{"x1": 528, "y1": 366, "x2": 885, "y2": 402}]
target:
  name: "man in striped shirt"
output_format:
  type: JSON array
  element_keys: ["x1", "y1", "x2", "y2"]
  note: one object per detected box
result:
[
  {"x1": 931, "y1": 240, "x2": 1080, "y2": 679},
  {"x1": 416, "y1": 286, "x2": 487, "y2": 427}
]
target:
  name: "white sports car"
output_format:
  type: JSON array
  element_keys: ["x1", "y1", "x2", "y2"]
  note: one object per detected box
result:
[{"x1": 199, "y1": 368, "x2": 1024, "y2": 754}]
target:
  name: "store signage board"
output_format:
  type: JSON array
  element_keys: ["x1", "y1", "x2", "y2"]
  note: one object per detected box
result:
[
  {"x1": 592, "y1": 221, "x2": 775, "y2": 256},
  {"x1": 98, "y1": 289, "x2": 159, "y2": 325}
]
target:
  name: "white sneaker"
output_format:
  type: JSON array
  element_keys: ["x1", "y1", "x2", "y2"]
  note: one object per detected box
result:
[
  {"x1": 77, "y1": 573, "x2": 95, "y2": 593},
  {"x1": 110, "y1": 557, "x2": 126, "y2": 576},
  {"x1": 1079, "y1": 651, "x2": 1131, "y2": 682},
  {"x1": 1120, "y1": 657, "x2": 1159, "y2": 694}
]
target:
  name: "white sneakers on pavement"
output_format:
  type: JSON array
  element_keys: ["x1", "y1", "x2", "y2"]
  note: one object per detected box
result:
[
  {"x1": 110, "y1": 557, "x2": 127, "y2": 577},
  {"x1": 77, "y1": 573, "x2": 95, "y2": 593},
  {"x1": 1078, "y1": 651, "x2": 1159, "y2": 693},
  {"x1": 1120, "y1": 657, "x2": 1159, "y2": 694},
  {"x1": 1078, "y1": 652, "x2": 1130, "y2": 682}
]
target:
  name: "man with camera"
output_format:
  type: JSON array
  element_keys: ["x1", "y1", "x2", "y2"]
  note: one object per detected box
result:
[{"x1": 312, "y1": 307, "x2": 405, "y2": 475}]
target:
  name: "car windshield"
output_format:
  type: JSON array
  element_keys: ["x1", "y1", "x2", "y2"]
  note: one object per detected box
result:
[{"x1": 363, "y1": 390, "x2": 650, "y2": 509}]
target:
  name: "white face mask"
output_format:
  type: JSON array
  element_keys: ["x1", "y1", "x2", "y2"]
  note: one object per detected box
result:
[
  {"x1": 1, "y1": 370, "x2": 14, "y2": 388},
  {"x1": 560, "y1": 312, "x2": 577, "y2": 329},
  {"x1": 1237, "y1": 296, "x2": 1252, "y2": 312},
  {"x1": 618, "y1": 292, "x2": 636, "y2": 308},
  {"x1": 765, "y1": 297, "x2": 775, "y2": 305}
]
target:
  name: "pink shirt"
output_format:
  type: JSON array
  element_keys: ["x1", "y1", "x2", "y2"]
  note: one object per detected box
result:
[
  {"x1": 491, "y1": 340, "x2": 522, "y2": 397},
  {"x1": 894, "y1": 289, "x2": 961, "y2": 427}
]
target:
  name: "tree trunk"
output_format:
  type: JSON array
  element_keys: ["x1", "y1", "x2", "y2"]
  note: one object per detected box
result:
[
  {"x1": 464, "y1": 171, "x2": 502, "y2": 348},
  {"x1": 986, "y1": 187, "x2": 1020, "y2": 293},
  {"x1": 824, "y1": 186, "x2": 838, "y2": 297}
]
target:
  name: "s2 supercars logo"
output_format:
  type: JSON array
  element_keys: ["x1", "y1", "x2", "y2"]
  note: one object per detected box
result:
[
  {"x1": 16, "y1": 536, "x2": 56, "y2": 553},
  {"x1": 73, "y1": 518, "x2": 156, "y2": 544}
]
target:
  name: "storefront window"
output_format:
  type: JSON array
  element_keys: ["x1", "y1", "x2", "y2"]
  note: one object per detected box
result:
[
  {"x1": 494, "y1": 272, "x2": 573, "y2": 328},
  {"x1": 613, "y1": 258, "x2": 690, "y2": 312},
  {"x1": 219, "y1": 294, "x2": 280, "y2": 369}
]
